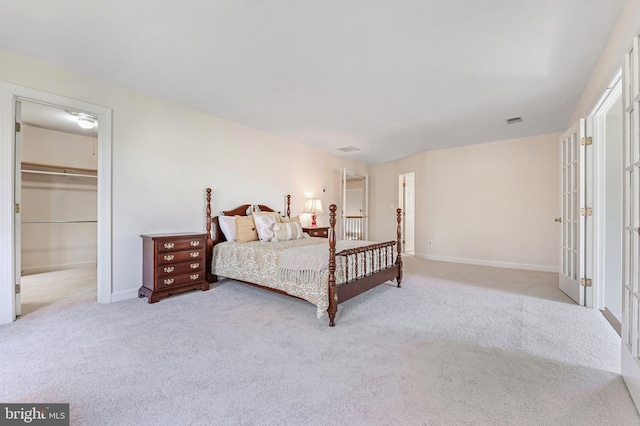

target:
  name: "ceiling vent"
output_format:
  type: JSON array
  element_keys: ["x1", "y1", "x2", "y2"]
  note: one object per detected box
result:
[
  {"x1": 338, "y1": 146, "x2": 360, "y2": 153},
  {"x1": 506, "y1": 116, "x2": 523, "y2": 125}
]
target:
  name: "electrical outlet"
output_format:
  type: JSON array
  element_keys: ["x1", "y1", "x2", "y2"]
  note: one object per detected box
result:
[
  {"x1": 389, "y1": 203, "x2": 394, "y2": 209},
  {"x1": 428, "y1": 240, "x2": 433, "y2": 246}
]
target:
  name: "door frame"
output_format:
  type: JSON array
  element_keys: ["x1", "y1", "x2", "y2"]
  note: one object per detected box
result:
[
  {"x1": 0, "y1": 82, "x2": 113, "y2": 324},
  {"x1": 590, "y1": 69, "x2": 623, "y2": 313}
]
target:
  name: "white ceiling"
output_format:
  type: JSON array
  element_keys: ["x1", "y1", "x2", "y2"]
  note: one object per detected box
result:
[
  {"x1": 0, "y1": 0, "x2": 627, "y2": 163},
  {"x1": 21, "y1": 101, "x2": 96, "y2": 137}
]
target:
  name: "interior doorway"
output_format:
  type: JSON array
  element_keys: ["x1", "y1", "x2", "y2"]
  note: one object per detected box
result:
[
  {"x1": 17, "y1": 100, "x2": 99, "y2": 316},
  {"x1": 341, "y1": 168, "x2": 369, "y2": 240},
  {"x1": 592, "y1": 71, "x2": 623, "y2": 329},
  {"x1": 399, "y1": 172, "x2": 415, "y2": 255},
  {"x1": 0, "y1": 82, "x2": 112, "y2": 325}
]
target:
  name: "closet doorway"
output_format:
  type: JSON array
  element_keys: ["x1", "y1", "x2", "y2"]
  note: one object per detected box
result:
[
  {"x1": 0, "y1": 82, "x2": 112, "y2": 324},
  {"x1": 16, "y1": 101, "x2": 98, "y2": 316}
]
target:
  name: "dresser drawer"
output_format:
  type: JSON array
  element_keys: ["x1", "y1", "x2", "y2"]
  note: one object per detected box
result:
[
  {"x1": 158, "y1": 249, "x2": 204, "y2": 265},
  {"x1": 305, "y1": 227, "x2": 329, "y2": 238},
  {"x1": 156, "y1": 271, "x2": 205, "y2": 289},
  {"x1": 157, "y1": 237, "x2": 204, "y2": 253},
  {"x1": 157, "y1": 261, "x2": 204, "y2": 277}
]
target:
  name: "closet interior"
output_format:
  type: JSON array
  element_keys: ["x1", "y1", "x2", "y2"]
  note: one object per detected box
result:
[{"x1": 18, "y1": 101, "x2": 98, "y2": 316}]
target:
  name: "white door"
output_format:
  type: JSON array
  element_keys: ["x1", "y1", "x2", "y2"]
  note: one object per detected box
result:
[
  {"x1": 621, "y1": 35, "x2": 640, "y2": 411},
  {"x1": 341, "y1": 168, "x2": 347, "y2": 240},
  {"x1": 14, "y1": 100, "x2": 22, "y2": 317},
  {"x1": 403, "y1": 173, "x2": 415, "y2": 253},
  {"x1": 558, "y1": 120, "x2": 586, "y2": 305},
  {"x1": 363, "y1": 174, "x2": 369, "y2": 240}
]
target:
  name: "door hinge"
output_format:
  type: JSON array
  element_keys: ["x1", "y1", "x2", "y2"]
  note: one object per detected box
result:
[
  {"x1": 15, "y1": 203, "x2": 20, "y2": 213},
  {"x1": 15, "y1": 284, "x2": 20, "y2": 293},
  {"x1": 580, "y1": 278, "x2": 592, "y2": 287},
  {"x1": 15, "y1": 122, "x2": 20, "y2": 132},
  {"x1": 581, "y1": 136, "x2": 592, "y2": 146},
  {"x1": 580, "y1": 207, "x2": 593, "y2": 216}
]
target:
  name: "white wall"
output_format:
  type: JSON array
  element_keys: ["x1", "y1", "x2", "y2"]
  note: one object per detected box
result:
[
  {"x1": 370, "y1": 133, "x2": 560, "y2": 272},
  {"x1": 0, "y1": 49, "x2": 367, "y2": 302},
  {"x1": 20, "y1": 125, "x2": 97, "y2": 274},
  {"x1": 570, "y1": 0, "x2": 640, "y2": 123}
]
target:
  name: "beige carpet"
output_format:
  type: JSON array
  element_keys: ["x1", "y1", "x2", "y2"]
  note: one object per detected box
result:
[
  {"x1": 1, "y1": 257, "x2": 638, "y2": 425},
  {"x1": 19, "y1": 266, "x2": 96, "y2": 316}
]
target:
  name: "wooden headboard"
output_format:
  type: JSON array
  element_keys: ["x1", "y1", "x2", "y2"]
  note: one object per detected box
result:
[{"x1": 204, "y1": 189, "x2": 291, "y2": 282}]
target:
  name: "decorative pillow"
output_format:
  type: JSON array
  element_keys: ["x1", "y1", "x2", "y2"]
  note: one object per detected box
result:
[
  {"x1": 253, "y1": 212, "x2": 278, "y2": 242},
  {"x1": 235, "y1": 215, "x2": 258, "y2": 242},
  {"x1": 271, "y1": 222, "x2": 304, "y2": 242},
  {"x1": 218, "y1": 215, "x2": 237, "y2": 242},
  {"x1": 280, "y1": 215, "x2": 300, "y2": 224}
]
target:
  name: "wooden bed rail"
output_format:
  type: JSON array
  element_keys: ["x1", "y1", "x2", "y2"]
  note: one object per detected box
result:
[{"x1": 327, "y1": 204, "x2": 403, "y2": 326}]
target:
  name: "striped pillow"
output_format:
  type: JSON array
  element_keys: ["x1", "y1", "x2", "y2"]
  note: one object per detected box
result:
[{"x1": 271, "y1": 222, "x2": 304, "y2": 242}]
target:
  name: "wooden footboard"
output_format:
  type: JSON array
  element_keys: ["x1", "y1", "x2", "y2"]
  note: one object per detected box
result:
[{"x1": 326, "y1": 205, "x2": 403, "y2": 326}]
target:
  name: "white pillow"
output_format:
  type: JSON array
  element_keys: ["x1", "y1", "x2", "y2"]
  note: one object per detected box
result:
[
  {"x1": 253, "y1": 212, "x2": 278, "y2": 242},
  {"x1": 218, "y1": 215, "x2": 237, "y2": 242},
  {"x1": 271, "y1": 222, "x2": 305, "y2": 242}
]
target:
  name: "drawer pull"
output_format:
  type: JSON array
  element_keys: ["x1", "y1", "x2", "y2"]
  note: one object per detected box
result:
[
  {"x1": 163, "y1": 266, "x2": 175, "y2": 273},
  {"x1": 164, "y1": 243, "x2": 175, "y2": 249},
  {"x1": 190, "y1": 274, "x2": 200, "y2": 280},
  {"x1": 190, "y1": 252, "x2": 200, "y2": 258},
  {"x1": 190, "y1": 240, "x2": 200, "y2": 247},
  {"x1": 163, "y1": 278, "x2": 175, "y2": 285},
  {"x1": 190, "y1": 263, "x2": 200, "y2": 269},
  {"x1": 163, "y1": 254, "x2": 174, "y2": 261}
]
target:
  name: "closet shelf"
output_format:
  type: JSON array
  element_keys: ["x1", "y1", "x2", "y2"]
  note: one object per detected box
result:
[
  {"x1": 21, "y1": 161, "x2": 97, "y2": 178},
  {"x1": 22, "y1": 220, "x2": 97, "y2": 224}
]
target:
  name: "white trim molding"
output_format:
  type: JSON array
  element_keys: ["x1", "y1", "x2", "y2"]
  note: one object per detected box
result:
[
  {"x1": 415, "y1": 253, "x2": 558, "y2": 273},
  {"x1": 0, "y1": 81, "x2": 112, "y2": 324}
]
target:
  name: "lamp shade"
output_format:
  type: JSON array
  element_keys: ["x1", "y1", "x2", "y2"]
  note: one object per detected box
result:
[{"x1": 303, "y1": 198, "x2": 324, "y2": 213}]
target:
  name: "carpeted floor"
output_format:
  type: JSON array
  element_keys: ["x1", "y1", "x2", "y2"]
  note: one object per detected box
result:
[
  {"x1": 19, "y1": 266, "x2": 96, "y2": 316},
  {"x1": 1, "y1": 257, "x2": 638, "y2": 425}
]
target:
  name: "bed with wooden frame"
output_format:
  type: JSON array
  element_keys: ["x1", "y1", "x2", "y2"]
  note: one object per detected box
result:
[{"x1": 204, "y1": 188, "x2": 403, "y2": 326}]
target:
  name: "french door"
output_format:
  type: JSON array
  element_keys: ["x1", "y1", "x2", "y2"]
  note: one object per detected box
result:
[
  {"x1": 559, "y1": 120, "x2": 589, "y2": 305},
  {"x1": 622, "y1": 34, "x2": 640, "y2": 411}
]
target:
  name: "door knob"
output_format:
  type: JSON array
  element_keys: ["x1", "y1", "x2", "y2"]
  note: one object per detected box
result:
[{"x1": 554, "y1": 217, "x2": 562, "y2": 223}]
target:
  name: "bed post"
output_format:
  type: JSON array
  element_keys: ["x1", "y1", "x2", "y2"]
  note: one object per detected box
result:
[
  {"x1": 205, "y1": 188, "x2": 215, "y2": 283},
  {"x1": 286, "y1": 194, "x2": 291, "y2": 219},
  {"x1": 396, "y1": 207, "x2": 403, "y2": 287},
  {"x1": 328, "y1": 204, "x2": 338, "y2": 326}
]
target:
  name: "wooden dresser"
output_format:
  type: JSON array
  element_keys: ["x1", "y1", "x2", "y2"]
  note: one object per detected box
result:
[
  {"x1": 302, "y1": 226, "x2": 329, "y2": 238},
  {"x1": 139, "y1": 233, "x2": 209, "y2": 303}
]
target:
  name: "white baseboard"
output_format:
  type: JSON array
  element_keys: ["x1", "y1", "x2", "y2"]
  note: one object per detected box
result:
[
  {"x1": 111, "y1": 288, "x2": 140, "y2": 303},
  {"x1": 414, "y1": 253, "x2": 558, "y2": 273},
  {"x1": 21, "y1": 261, "x2": 97, "y2": 276}
]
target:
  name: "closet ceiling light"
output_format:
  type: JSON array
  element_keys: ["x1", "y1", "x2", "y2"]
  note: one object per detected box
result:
[{"x1": 77, "y1": 117, "x2": 95, "y2": 129}]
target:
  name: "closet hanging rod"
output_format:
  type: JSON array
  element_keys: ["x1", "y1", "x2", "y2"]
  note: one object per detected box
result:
[
  {"x1": 22, "y1": 220, "x2": 97, "y2": 224},
  {"x1": 21, "y1": 170, "x2": 97, "y2": 178}
]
